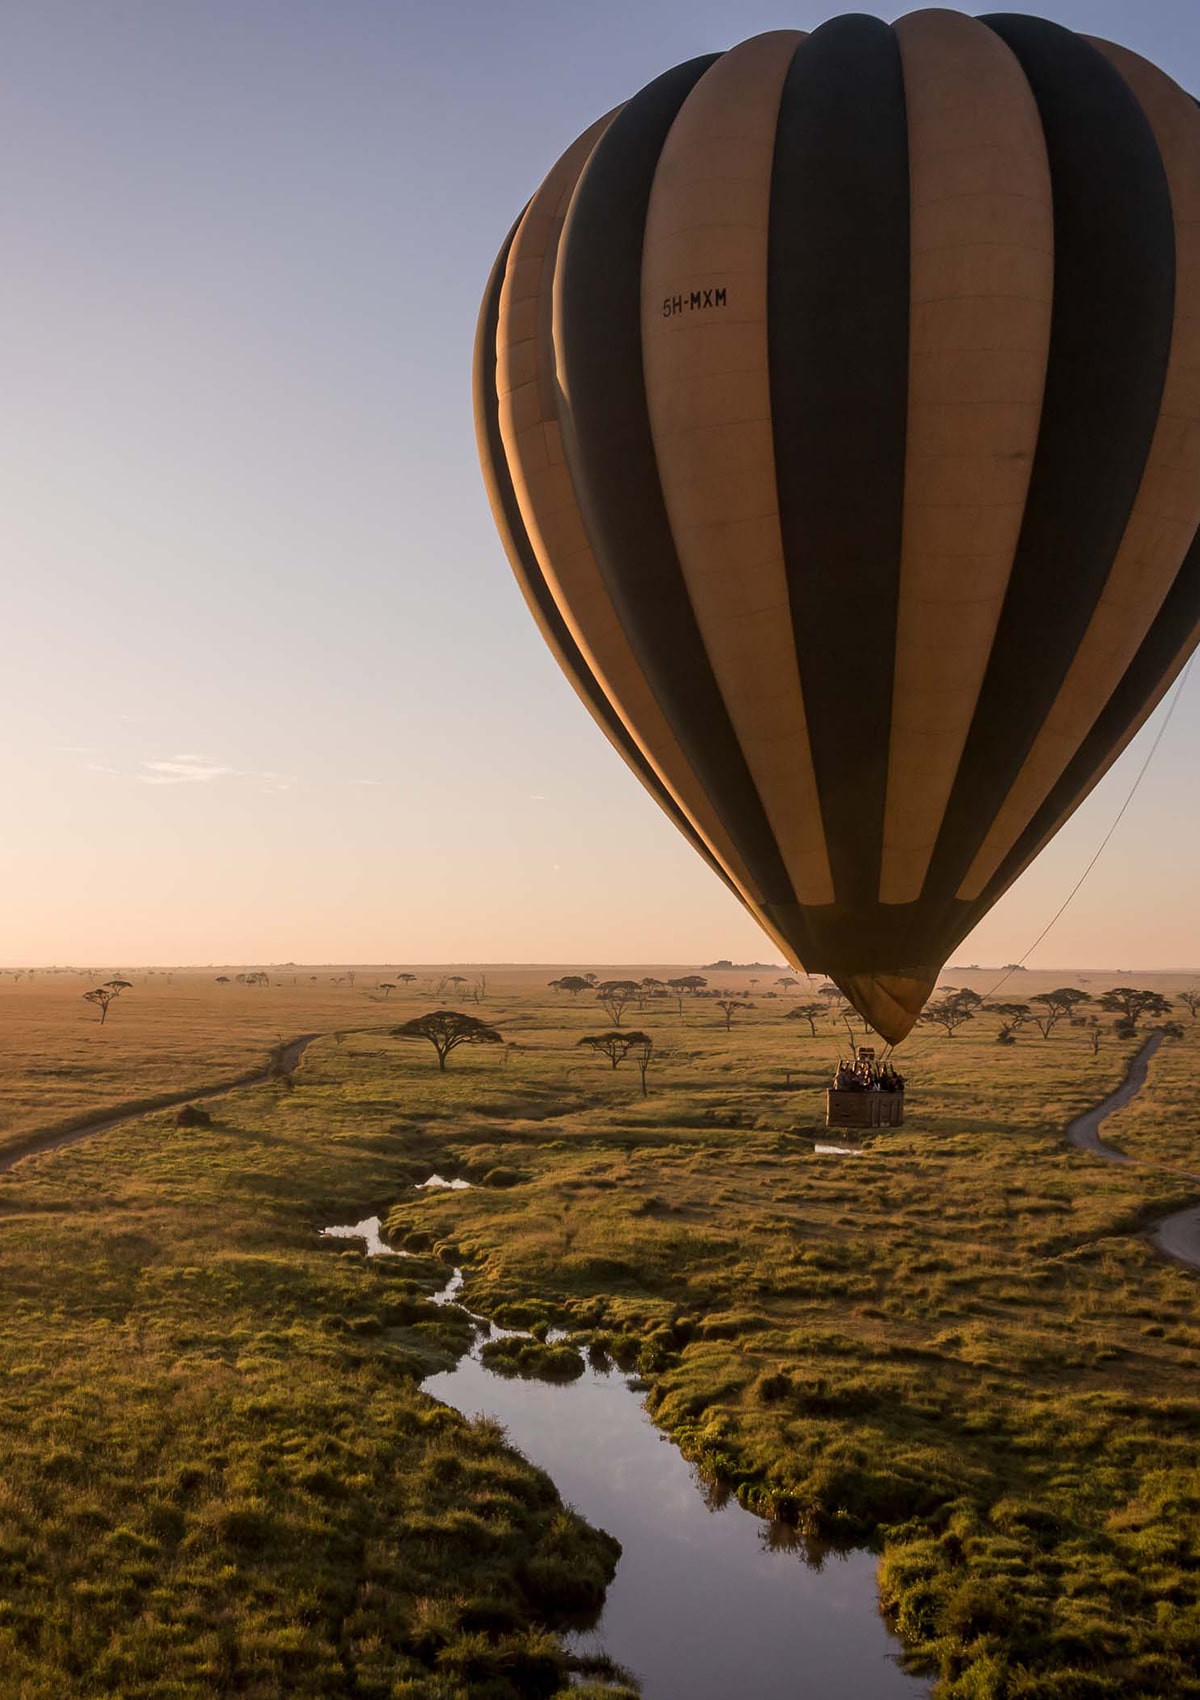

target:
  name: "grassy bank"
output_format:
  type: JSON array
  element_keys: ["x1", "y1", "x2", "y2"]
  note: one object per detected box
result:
[{"x1": 0, "y1": 1055, "x2": 623, "y2": 1698}]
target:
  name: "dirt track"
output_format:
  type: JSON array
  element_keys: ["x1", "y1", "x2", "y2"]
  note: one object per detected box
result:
[
  {"x1": 0, "y1": 1032, "x2": 320, "y2": 1177},
  {"x1": 1065, "y1": 1029, "x2": 1200, "y2": 1273}
]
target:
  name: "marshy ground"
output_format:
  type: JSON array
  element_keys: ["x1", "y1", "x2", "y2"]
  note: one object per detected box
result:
[{"x1": 1, "y1": 965, "x2": 1198, "y2": 1697}]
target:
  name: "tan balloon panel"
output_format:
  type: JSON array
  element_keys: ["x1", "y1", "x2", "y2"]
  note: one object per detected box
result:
[
  {"x1": 474, "y1": 164, "x2": 754, "y2": 915},
  {"x1": 641, "y1": 31, "x2": 836, "y2": 909},
  {"x1": 958, "y1": 38, "x2": 1200, "y2": 900},
  {"x1": 493, "y1": 111, "x2": 767, "y2": 909},
  {"x1": 880, "y1": 8, "x2": 1054, "y2": 904}
]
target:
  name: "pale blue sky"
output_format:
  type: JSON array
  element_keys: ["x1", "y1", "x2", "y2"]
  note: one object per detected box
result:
[{"x1": 2, "y1": 1, "x2": 1198, "y2": 968}]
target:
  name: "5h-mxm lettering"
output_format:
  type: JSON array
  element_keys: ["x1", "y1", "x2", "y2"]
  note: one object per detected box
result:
[{"x1": 662, "y1": 287, "x2": 728, "y2": 318}]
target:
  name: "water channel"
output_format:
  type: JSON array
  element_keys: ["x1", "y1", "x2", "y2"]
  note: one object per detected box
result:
[{"x1": 322, "y1": 1213, "x2": 927, "y2": 1699}]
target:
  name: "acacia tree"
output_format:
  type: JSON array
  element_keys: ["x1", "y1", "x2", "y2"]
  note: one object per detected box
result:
[
  {"x1": 631, "y1": 1033, "x2": 654, "y2": 1097},
  {"x1": 1178, "y1": 986, "x2": 1200, "y2": 1022},
  {"x1": 392, "y1": 1009, "x2": 503, "y2": 1071},
  {"x1": 666, "y1": 974, "x2": 707, "y2": 1015},
  {"x1": 398, "y1": 973, "x2": 417, "y2": 988},
  {"x1": 83, "y1": 986, "x2": 126, "y2": 1025},
  {"x1": 817, "y1": 982, "x2": 861, "y2": 1045},
  {"x1": 785, "y1": 1001, "x2": 825, "y2": 1037},
  {"x1": 716, "y1": 998, "x2": 751, "y2": 1031},
  {"x1": 549, "y1": 975, "x2": 592, "y2": 997},
  {"x1": 577, "y1": 1029, "x2": 652, "y2": 1072},
  {"x1": 377, "y1": 983, "x2": 396, "y2": 999},
  {"x1": 595, "y1": 980, "x2": 639, "y2": 1026},
  {"x1": 917, "y1": 990, "x2": 978, "y2": 1038},
  {"x1": 1095, "y1": 987, "x2": 1174, "y2": 1032},
  {"x1": 1027, "y1": 987, "x2": 1091, "y2": 1039},
  {"x1": 776, "y1": 977, "x2": 798, "y2": 993},
  {"x1": 989, "y1": 1002, "x2": 1031, "y2": 1045}
]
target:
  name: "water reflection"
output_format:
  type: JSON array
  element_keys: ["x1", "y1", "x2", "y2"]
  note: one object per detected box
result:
[
  {"x1": 323, "y1": 1217, "x2": 927, "y2": 1699},
  {"x1": 320, "y1": 1217, "x2": 401, "y2": 1257},
  {"x1": 426, "y1": 1336, "x2": 927, "y2": 1699}
]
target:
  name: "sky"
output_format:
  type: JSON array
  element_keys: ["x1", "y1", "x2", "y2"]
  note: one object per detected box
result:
[{"x1": 2, "y1": 0, "x2": 1200, "y2": 970}]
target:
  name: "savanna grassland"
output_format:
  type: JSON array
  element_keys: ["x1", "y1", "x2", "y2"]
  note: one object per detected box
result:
[
  {"x1": 0, "y1": 970, "x2": 409, "y2": 1159},
  {"x1": 1, "y1": 966, "x2": 1200, "y2": 1699}
]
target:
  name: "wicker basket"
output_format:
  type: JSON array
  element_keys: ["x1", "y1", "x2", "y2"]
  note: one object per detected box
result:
[{"x1": 826, "y1": 1090, "x2": 905, "y2": 1129}]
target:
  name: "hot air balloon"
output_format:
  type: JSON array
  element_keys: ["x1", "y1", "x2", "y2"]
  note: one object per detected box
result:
[{"x1": 474, "y1": 11, "x2": 1200, "y2": 1044}]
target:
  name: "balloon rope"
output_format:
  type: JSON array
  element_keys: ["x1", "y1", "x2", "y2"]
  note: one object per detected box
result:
[{"x1": 981, "y1": 656, "x2": 1195, "y2": 1006}]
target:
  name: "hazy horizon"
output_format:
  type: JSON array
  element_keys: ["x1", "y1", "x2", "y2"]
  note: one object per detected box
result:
[
  {"x1": 7, "y1": 959, "x2": 1200, "y2": 977},
  {"x1": 4, "y1": 0, "x2": 1200, "y2": 970}
]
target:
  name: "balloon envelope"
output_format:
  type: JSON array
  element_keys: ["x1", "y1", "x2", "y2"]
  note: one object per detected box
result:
[{"x1": 475, "y1": 11, "x2": 1200, "y2": 1043}]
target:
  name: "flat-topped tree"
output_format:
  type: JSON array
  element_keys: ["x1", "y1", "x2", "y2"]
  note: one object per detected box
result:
[
  {"x1": 1095, "y1": 987, "x2": 1174, "y2": 1032},
  {"x1": 990, "y1": 1002, "x2": 1032, "y2": 1044},
  {"x1": 549, "y1": 975, "x2": 592, "y2": 997},
  {"x1": 917, "y1": 990, "x2": 978, "y2": 1038},
  {"x1": 1179, "y1": 987, "x2": 1200, "y2": 1021},
  {"x1": 716, "y1": 998, "x2": 751, "y2": 1031},
  {"x1": 83, "y1": 985, "x2": 127, "y2": 1025},
  {"x1": 785, "y1": 1001, "x2": 825, "y2": 1037},
  {"x1": 577, "y1": 1030, "x2": 652, "y2": 1071},
  {"x1": 595, "y1": 980, "x2": 639, "y2": 1025},
  {"x1": 392, "y1": 1010, "x2": 503, "y2": 1072},
  {"x1": 666, "y1": 974, "x2": 707, "y2": 1014},
  {"x1": 1027, "y1": 987, "x2": 1090, "y2": 1039}
]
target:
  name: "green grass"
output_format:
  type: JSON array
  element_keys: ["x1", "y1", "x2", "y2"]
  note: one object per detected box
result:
[
  {"x1": 0, "y1": 1060, "x2": 621, "y2": 1698},
  {"x1": 3, "y1": 967, "x2": 1200, "y2": 1696},
  {"x1": 367, "y1": 992, "x2": 1200, "y2": 1699}
]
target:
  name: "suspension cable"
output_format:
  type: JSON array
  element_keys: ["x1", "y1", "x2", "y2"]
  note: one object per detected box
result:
[{"x1": 980, "y1": 656, "x2": 1195, "y2": 1006}]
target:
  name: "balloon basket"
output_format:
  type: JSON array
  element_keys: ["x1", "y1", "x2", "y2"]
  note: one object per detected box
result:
[{"x1": 826, "y1": 1090, "x2": 905, "y2": 1130}]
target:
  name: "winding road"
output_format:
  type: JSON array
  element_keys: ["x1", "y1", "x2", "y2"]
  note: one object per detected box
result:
[
  {"x1": 1065, "y1": 1029, "x2": 1200, "y2": 1272},
  {"x1": 0, "y1": 1032, "x2": 322, "y2": 1177}
]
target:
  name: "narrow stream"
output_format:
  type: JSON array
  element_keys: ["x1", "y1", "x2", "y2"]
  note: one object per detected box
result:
[{"x1": 323, "y1": 1215, "x2": 927, "y2": 1699}]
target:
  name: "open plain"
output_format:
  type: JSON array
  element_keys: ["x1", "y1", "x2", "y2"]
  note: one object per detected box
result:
[{"x1": 1, "y1": 966, "x2": 1199, "y2": 1698}]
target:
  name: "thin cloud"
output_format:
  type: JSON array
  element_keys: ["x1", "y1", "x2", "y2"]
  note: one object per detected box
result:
[
  {"x1": 83, "y1": 753, "x2": 296, "y2": 792},
  {"x1": 138, "y1": 756, "x2": 235, "y2": 786}
]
